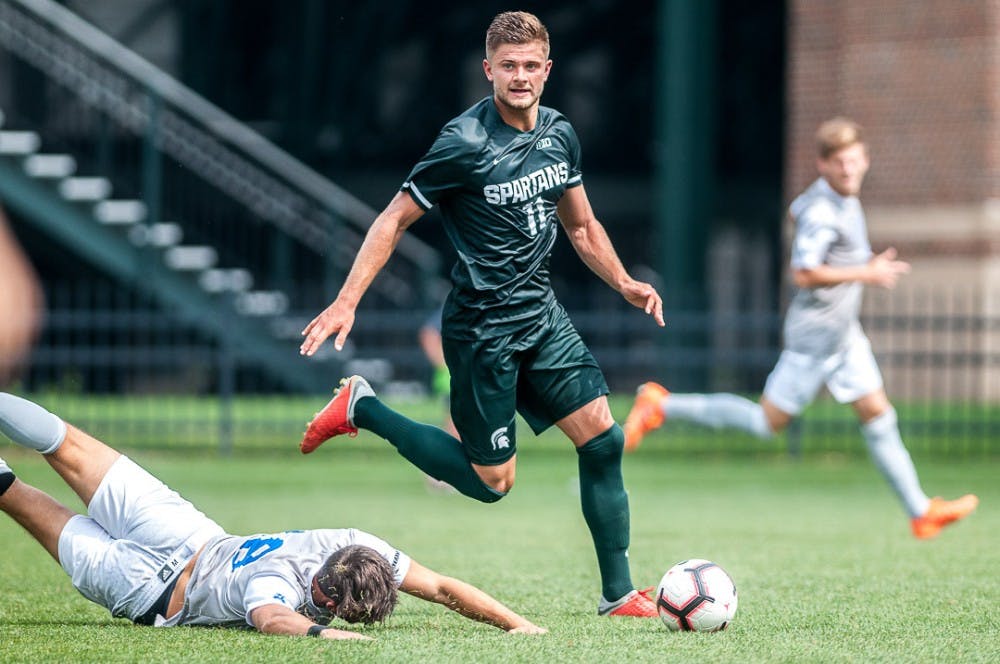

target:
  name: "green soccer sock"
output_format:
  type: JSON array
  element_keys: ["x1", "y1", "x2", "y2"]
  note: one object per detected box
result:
[
  {"x1": 577, "y1": 424, "x2": 634, "y2": 601},
  {"x1": 353, "y1": 397, "x2": 505, "y2": 503}
]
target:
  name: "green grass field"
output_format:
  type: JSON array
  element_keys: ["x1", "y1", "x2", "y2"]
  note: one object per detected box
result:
[
  {"x1": 20, "y1": 392, "x2": 1000, "y2": 459},
  {"x1": 1, "y1": 419, "x2": 997, "y2": 663}
]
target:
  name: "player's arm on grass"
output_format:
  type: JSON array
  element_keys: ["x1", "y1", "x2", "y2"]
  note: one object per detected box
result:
[
  {"x1": 793, "y1": 247, "x2": 910, "y2": 290},
  {"x1": 400, "y1": 561, "x2": 547, "y2": 634},
  {"x1": 556, "y1": 185, "x2": 664, "y2": 326},
  {"x1": 250, "y1": 603, "x2": 372, "y2": 640},
  {"x1": 300, "y1": 191, "x2": 426, "y2": 355}
]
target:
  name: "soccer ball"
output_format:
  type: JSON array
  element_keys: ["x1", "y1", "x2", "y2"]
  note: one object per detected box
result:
[{"x1": 655, "y1": 559, "x2": 737, "y2": 632}]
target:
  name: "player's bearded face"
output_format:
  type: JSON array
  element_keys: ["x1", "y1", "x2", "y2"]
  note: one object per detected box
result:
[
  {"x1": 817, "y1": 143, "x2": 869, "y2": 197},
  {"x1": 484, "y1": 41, "x2": 551, "y2": 112}
]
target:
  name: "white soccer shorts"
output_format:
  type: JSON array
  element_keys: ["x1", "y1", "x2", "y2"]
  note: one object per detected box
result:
[
  {"x1": 57, "y1": 456, "x2": 225, "y2": 621},
  {"x1": 763, "y1": 329, "x2": 883, "y2": 416}
]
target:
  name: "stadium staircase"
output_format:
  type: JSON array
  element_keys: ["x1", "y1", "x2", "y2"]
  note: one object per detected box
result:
[{"x1": 0, "y1": 0, "x2": 442, "y2": 393}]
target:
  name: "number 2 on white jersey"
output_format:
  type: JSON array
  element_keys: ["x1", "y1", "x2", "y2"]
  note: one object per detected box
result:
[{"x1": 231, "y1": 536, "x2": 284, "y2": 570}]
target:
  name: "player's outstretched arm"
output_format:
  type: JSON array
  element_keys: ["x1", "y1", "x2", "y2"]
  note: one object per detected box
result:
[
  {"x1": 400, "y1": 561, "x2": 547, "y2": 634},
  {"x1": 250, "y1": 603, "x2": 372, "y2": 640},
  {"x1": 557, "y1": 186, "x2": 664, "y2": 326},
  {"x1": 793, "y1": 247, "x2": 910, "y2": 290},
  {"x1": 300, "y1": 192, "x2": 426, "y2": 355}
]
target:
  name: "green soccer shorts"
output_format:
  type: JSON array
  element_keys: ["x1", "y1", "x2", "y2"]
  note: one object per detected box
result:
[{"x1": 442, "y1": 304, "x2": 609, "y2": 466}]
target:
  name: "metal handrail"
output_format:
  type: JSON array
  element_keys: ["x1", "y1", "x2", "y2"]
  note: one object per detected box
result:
[{"x1": 6, "y1": 0, "x2": 440, "y2": 269}]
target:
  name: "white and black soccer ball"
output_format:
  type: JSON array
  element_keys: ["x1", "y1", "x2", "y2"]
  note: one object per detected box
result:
[{"x1": 656, "y1": 559, "x2": 737, "y2": 632}]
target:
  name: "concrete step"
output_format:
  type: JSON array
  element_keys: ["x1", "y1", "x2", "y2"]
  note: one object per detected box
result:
[
  {"x1": 199, "y1": 268, "x2": 253, "y2": 293},
  {"x1": 234, "y1": 290, "x2": 289, "y2": 316},
  {"x1": 59, "y1": 177, "x2": 111, "y2": 201},
  {"x1": 163, "y1": 245, "x2": 218, "y2": 271},
  {"x1": 0, "y1": 130, "x2": 41, "y2": 155},
  {"x1": 94, "y1": 200, "x2": 147, "y2": 225},
  {"x1": 23, "y1": 153, "x2": 76, "y2": 178},
  {"x1": 128, "y1": 222, "x2": 183, "y2": 248}
]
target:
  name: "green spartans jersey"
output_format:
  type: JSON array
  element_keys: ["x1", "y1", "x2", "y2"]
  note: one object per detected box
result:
[{"x1": 402, "y1": 96, "x2": 583, "y2": 340}]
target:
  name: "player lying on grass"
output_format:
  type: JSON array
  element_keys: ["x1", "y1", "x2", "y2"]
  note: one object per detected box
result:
[
  {"x1": 623, "y1": 118, "x2": 978, "y2": 539},
  {"x1": 0, "y1": 392, "x2": 546, "y2": 639}
]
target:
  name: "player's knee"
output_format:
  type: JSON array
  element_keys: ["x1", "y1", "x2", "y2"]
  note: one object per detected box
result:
[
  {"x1": 475, "y1": 467, "x2": 515, "y2": 494},
  {"x1": 469, "y1": 477, "x2": 508, "y2": 503},
  {"x1": 760, "y1": 400, "x2": 791, "y2": 436},
  {"x1": 482, "y1": 485, "x2": 508, "y2": 502},
  {"x1": 487, "y1": 477, "x2": 515, "y2": 494},
  {"x1": 472, "y1": 460, "x2": 515, "y2": 498},
  {"x1": 577, "y1": 424, "x2": 624, "y2": 464},
  {"x1": 765, "y1": 418, "x2": 785, "y2": 436}
]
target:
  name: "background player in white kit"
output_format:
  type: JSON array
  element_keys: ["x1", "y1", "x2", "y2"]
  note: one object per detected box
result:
[
  {"x1": 623, "y1": 117, "x2": 978, "y2": 539},
  {"x1": 0, "y1": 392, "x2": 545, "y2": 639}
]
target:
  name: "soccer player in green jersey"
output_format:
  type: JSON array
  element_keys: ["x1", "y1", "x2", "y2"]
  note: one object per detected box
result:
[{"x1": 298, "y1": 11, "x2": 664, "y2": 618}]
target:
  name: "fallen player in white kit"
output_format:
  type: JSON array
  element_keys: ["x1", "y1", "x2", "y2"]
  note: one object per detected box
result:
[{"x1": 0, "y1": 392, "x2": 545, "y2": 639}]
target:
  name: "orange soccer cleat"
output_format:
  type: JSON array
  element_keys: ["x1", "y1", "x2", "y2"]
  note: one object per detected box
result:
[
  {"x1": 622, "y1": 382, "x2": 670, "y2": 452},
  {"x1": 300, "y1": 375, "x2": 374, "y2": 454},
  {"x1": 599, "y1": 587, "x2": 658, "y2": 618},
  {"x1": 910, "y1": 494, "x2": 979, "y2": 539}
]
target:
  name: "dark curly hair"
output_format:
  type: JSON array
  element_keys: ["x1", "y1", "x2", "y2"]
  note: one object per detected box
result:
[{"x1": 314, "y1": 545, "x2": 398, "y2": 624}]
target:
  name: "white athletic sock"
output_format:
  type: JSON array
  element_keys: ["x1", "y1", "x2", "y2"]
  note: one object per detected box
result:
[
  {"x1": 0, "y1": 456, "x2": 14, "y2": 496},
  {"x1": 0, "y1": 393, "x2": 67, "y2": 454},
  {"x1": 665, "y1": 393, "x2": 774, "y2": 439},
  {"x1": 860, "y1": 408, "x2": 929, "y2": 518}
]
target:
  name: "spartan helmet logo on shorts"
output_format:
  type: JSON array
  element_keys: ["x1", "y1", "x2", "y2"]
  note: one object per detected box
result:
[{"x1": 490, "y1": 427, "x2": 510, "y2": 450}]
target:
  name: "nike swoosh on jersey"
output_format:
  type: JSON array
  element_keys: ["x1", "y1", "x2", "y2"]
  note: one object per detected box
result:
[{"x1": 493, "y1": 153, "x2": 513, "y2": 165}]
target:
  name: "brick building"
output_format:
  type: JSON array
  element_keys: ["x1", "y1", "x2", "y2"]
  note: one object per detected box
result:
[{"x1": 787, "y1": 1, "x2": 1000, "y2": 400}]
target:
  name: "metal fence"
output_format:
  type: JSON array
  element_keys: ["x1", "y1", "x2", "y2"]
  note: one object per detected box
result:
[{"x1": 8, "y1": 279, "x2": 998, "y2": 459}]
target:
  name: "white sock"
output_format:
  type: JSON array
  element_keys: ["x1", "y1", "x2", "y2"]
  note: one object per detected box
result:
[
  {"x1": 0, "y1": 456, "x2": 14, "y2": 496},
  {"x1": 860, "y1": 408, "x2": 929, "y2": 518},
  {"x1": 665, "y1": 393, "x2": 773, "y2": 439},
  {"x1": 0, "y1": 393, "x2": 67, "y2": 454}
]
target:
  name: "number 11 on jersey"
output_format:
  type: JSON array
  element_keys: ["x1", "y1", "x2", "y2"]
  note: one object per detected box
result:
[{"x1": 521, "y1": 198, "x2": 546, "y2": 236}]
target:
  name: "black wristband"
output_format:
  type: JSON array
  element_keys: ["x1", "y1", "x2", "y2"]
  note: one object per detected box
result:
[
  {"x1": 0, "y1": 471, "x2": 15, "y2": 496},
  {"x1": 307, "y1": 624, "x2": 327, "y2": 637}
]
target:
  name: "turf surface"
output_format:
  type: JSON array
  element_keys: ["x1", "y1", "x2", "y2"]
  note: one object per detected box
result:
[{"x1": 1, "y1": 425, "x2": 996, "y2": 663}]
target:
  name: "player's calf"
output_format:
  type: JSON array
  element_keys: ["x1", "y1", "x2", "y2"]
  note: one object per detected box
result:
[{"x1": 0, "y1": 393, "x2": 67, "y2": 454}]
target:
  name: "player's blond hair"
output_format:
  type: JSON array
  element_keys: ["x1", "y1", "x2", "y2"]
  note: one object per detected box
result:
[
  {"x1": 485, "y1": 11, "x2": 550, "y2": 59},
  {"x1": 816, "y1": 117, "x2": 864, "y2": 159}
]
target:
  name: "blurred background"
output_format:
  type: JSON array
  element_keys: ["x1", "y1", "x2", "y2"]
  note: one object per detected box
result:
[{"x1": 0, "y1": 0, "x2": 995, "y2": 456}]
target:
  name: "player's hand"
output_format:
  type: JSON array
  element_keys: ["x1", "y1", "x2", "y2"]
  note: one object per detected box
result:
[
  {"x1": 507, "y1": 624, "x2": 548, "y2": 635},
  {"x1": 867, "y1": 247, "x2": 910, "y2": 289},
  {"x1": 318, "y1": 628, "x2": 373, "y2": 640},
  {"x1": 300, "y1": 300, "x2": 356, "y2": 355},
  {"x1": 620, "y1": 279, "x2": 665, "y2": 327}
]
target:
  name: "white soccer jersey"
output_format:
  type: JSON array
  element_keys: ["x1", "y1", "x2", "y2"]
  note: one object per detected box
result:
[
  {"x1": 160, "y1": 528, "x2": 411, "y2": 628},
  {"x1": 785, "y1": 177, "x2": 873, "y2": 357}
]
